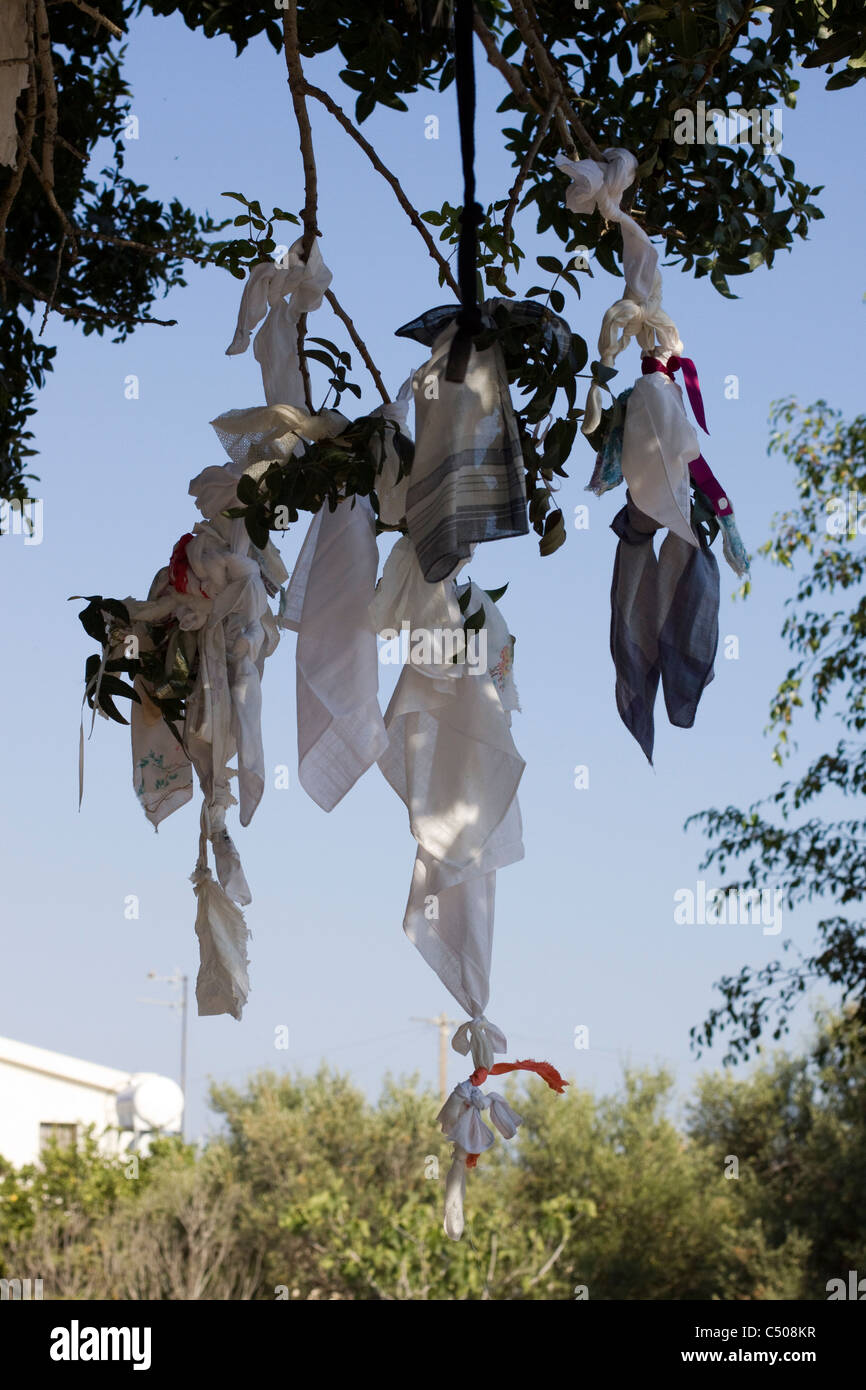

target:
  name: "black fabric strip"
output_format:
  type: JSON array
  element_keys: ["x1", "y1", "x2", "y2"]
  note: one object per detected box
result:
[{"x1": 445, "y1": 0, "x2": 483, "y2": 383}]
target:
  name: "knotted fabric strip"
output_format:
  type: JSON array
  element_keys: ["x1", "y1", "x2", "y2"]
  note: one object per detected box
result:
[
  {"x1": 225, "y1": 238, "x2": 332, "y2": 407},
  {"x1": 451, "y1": 1015, "x2": 508, "y2": 1072},
  {"x1": 641, "y1": 354, "x2": 709, "y2": 435},
  {"x1": 555, "y1": 148, "x2": 658, "y2": 304}
]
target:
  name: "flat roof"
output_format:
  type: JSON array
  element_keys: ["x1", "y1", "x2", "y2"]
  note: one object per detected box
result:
[{"x1": 0, "y1": 1034, "x2": 131, "y2": 1094}]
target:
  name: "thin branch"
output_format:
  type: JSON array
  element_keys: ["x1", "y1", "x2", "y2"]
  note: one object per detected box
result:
[
  {"x1": 34, "y1": 1, "x2": 56, "y2": 192},
  {"x1": 282, "y1": 3, "x2": 318, "y2": 261},
  {"x1": 303, "y1": 81, "x2": 460, "y2": 298},
  {"x1": 56, "y1": 132, "x2": 87, "y2": 161},
  {"x1": 39, "y1": 228, "x2": 67, "y2": 332},
  {"x1": 689, "y1": 2, "x2": 756, "y2": 101},
  {"x1": 282, "y1": 3, "x2": 318, "y2": 410},
  {"x1": 324, "y1": 288, "x2": 390, "y2": 404},
  {"x1": 74, "y1": 226, "x2": 207, "y2": 261},
  {"x1": 50, "y1": 0, "x2": 124, "y2": 39},
  {"x1": 32, "y1": 0, "x2": 80, "y2": 256},
  {"x1": 502, "y1": 91, "x2": 558, "y2": 255},
  {"x1": 0, "y1": 258, "x2": 177, "y2": 327},
  {"x1": 472, "y1": 7, "x2": 539, "y2": 110},
  {"x1": 27, "y1": 151, "x2": 77, "y2": 244},
  {"x1": 525, "y1": 1238, "x2": 566, "y2": 1288},
  {"x1": 509, "y1": 0, "x2": 605, "y2": 162},
  {"x1": 296, "y1": 311, "x2": 313, "y2": 411}
]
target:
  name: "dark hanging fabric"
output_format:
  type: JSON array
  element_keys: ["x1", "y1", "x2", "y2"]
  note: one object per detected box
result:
[
  {"x1": 395, "y1": 300, "x2": 571, "y2": 355},
  {"x1": 445, "y1": 0, "x2": 484, "y2": 383},
  {"x1": 610, "y1": 493, "x2": 719, "y2": 762}
]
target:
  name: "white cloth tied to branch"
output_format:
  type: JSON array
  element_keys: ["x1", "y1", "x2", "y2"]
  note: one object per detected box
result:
[
  {"x1": 406, "y1": 319, "x2": 527, "y2": 582},
  {"x1": 621, "y1": 368, "x2": 699, "y2": 548},
  {"x1": 225, "y1": 238, "x2": 333, "y2": 407},
  {"x1": 555, "y1": 148, "x2": 658, "y2": 305},
  {"x1": 581, "y1": 270, "x2": 683, "y2": 437},
  {"x1": 191, "y1": 805, "x2": 250, "y2": 1022},
  {"x1": 451, "y1": 1014, "x2": 507, "y2": 1072},
  {"x1": 281, "y1": 494, "x2": 388, "y2": 811},
  {"x1": 438, "y1": 1080, "x2": 524, "y2": 1154},
  {"x1": 124, "y1": 494, "x2": 285, "y2": 1019},
  {"x1": 373, "y1": 537, "x2": 525, "y2": 1020},
  {"x1": 371, "y1": 376, "x2": 414, "y2": 527}
]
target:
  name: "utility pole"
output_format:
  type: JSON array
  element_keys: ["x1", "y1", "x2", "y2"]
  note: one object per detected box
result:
[
  {"x1": 140, "y1": 969, "x2": 188, "y2": 1139},
  {"x1": 412, "y1": 1012, "x2": 458, "y2": 1102}
]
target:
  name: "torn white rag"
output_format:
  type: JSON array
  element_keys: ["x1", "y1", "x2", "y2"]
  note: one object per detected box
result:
[
  {"x1": 555, "y1": 149, "x2": 658, "y2": 304},
  {"x1": 225, "y1": 238, "x2": 333, "y2": 407},
  {"x1": 371, "y1": 376, "x2": 414, "y2": 528},
  {"x1": 129, "y1": 620, "x2": 194, "y2": 829},
  {"x1": 280, "y1": 495, "x2": 388, "y2": 811},
  {"x1": 373, "y1": 538, "x2": 525, "y2": 1019},
  {"x1": 621, "y1": 367, "x2": 699, "y2": 548}
]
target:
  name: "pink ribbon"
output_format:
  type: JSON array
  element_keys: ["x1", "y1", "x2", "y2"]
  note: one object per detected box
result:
[
  {"x1": 641, "y1": 354, "x2": 709, "y2": 434},
  {"x1": 688, "y1": 453, "x2": 732, "y2": 518}
]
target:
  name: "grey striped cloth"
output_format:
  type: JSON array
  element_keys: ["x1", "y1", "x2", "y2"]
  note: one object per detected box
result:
[{"x1": 401, "y1": 314, "x2": 528, "y2": 583}]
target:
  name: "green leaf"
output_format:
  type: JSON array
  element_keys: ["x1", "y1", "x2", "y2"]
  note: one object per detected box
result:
[
  {"x1": 484, "y1": 583, "x2": 509, "y2": 604},
  {"x1": 539, "y1": 508, "x2": 566, "y2": 557}
]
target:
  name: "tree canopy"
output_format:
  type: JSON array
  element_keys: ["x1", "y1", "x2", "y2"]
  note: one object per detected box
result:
[
  {"x1": 1, "y1": 1010, "x2": 862, "y2": 1299},
  {"x1": 691, "y1": 398, "x2": 866, "y2": 1063},
  {"x1": 2, "y1": 0, "x2": 864, "y2": 502}
]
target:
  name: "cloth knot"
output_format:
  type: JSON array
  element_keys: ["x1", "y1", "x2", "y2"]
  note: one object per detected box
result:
[
  {"x1": 641, "y1": 353, "x2": 709, "y2": 434},
  {"x1": 451, "y1": 1015, "x2": 507, "y2": 1072},
  {"x1": 436, "y1": 1078, "x2": 524, "y2": 1157},
  {"x1": 555, "y1": 149, "x2": 658, "y2": 303}
]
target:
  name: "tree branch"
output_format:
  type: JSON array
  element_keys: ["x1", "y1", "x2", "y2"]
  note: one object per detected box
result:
[
  {"x1": 472, "y1": 7, "x2": 538, "y2": 109},
  {"x1": 689, "y1": 2, "x2": 757, "y2": 101},
  {"x1": 324, "y1": 288, "x2": 389, "y2": 404},
  {"x1": 50, "y1": 0, "x2": 124, "y2": 39},
  {"x1": 502, "y1": 91, "x2": 558, "y2": 256},
  {"x1": 0, "y1": 258, "x2": 177, "y2": 327},
  {"x1": 509, "y1": 0, "x2": 605, "y2": 162},
  {"x1": 282, "y1": 3, "x2": 318, "y2": 410},
  {"x1": 33, "y1": 1, "x2": 79, "y2": 252},
  {"x1": 282, "y1": 2, "x2": 317, "y2": 261},
  {"x1": 303, "y1": 81, "x2": 460, "y2": 298}
]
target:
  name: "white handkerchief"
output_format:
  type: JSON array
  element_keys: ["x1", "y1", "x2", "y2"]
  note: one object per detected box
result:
[{"x1": 283, "y1": 497, "x2": 387, "y2": 811}]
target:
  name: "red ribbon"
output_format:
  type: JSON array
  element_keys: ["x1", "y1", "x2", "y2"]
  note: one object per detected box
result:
[
  {"x1": 641, "y1": 354, "x2": 709, "y2": 435},
  {"x1": 470, "y1": 1058, "x2": 568, "y2": 1093},
  {"x1": 689, "y1": 453, "x2": 732, "y2": 519},
  {"x1": 169, "y1": 533, "x2": 208, "y2": 599},
  {"x1": 464, "y1": 1059, "x2": 568, "y2": 1168}
]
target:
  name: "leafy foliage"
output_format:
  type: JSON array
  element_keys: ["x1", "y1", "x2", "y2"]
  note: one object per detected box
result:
[
  {"x1": 5, "y1": 2, "x2": 863, "y2": 503},
  {"x1": 3, "y1": 1013, "x2": 862, "y2": 1299},
  {"x1": 690, "y1": 399, "x2": 866, "y2": 1062},
  {"x1": 0, "y1": 1, "x2": 214, "y2": 501}
]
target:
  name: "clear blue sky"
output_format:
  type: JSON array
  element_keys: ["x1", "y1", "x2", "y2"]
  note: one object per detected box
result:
[{"x1": 2, "y1": 13, "x2": 863, "y2": 1141}]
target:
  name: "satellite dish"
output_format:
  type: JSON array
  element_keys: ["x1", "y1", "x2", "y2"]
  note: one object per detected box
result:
[{"x1": 116, "y1": 1073, "x2": 184, "y2": 1133}]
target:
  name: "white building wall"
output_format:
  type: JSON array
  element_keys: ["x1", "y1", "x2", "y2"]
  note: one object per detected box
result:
[{"x1": 0, "y1": 1036, "x2": 130, "y2": 1168}]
